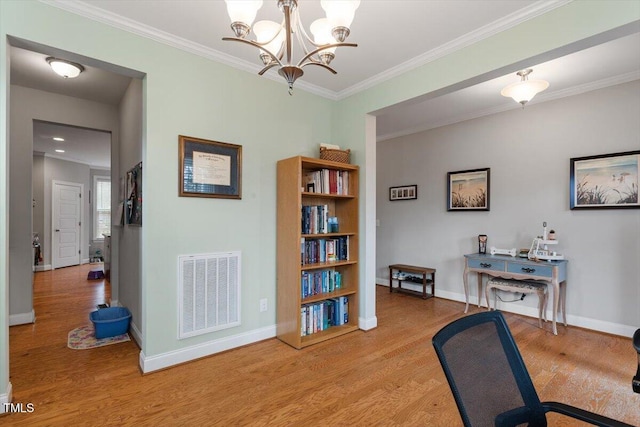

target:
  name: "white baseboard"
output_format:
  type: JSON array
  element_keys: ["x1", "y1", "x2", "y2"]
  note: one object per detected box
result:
[
  {"x1": 359, "y1": 315, "x2": 378, "y2": 330},
  {"x1": 34, "y1": 264, "x2": 51, "y2": 272},
  {"x1": 139, "y1": 325, "x2": 277, "y2": 374},
  {"x1": 9, "y1": 310, "x2": 35, "y2": 326},
  {"x1": 129, "y1": 320, "x2": 142, "y2": 347},
  {"x1": 81, "y1": 258, "x2": 90, "y2": 264},
  {"x1": 376, "y1": 279, "x2": 637, "y2": 338},
  {"x1": 0, "y1": 382, "x2": 12, "y2": 414}
]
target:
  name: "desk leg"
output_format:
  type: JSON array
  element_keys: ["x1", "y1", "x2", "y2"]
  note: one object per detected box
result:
[
  {"x1": 463, "y1": 266, "x2": 470, "y2": 313},
  {"x1": 551, "y1": 279, "x2": 559, "y2": 335},
  {"x1": 476, "y1": 272, "x2": 483, "y2": 308},
  {"x1": 560, "y1": 280, "x2": 567, "y2": 326}
]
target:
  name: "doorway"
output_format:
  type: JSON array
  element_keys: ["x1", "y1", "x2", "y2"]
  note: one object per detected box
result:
[{"x1": 52, "y1": 180, "x2": 82, "y2": 269}]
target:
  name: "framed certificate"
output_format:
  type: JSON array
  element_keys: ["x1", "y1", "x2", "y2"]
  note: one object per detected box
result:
[{"x1": 179, "y1": 135, "x2": 242, "y2": 199}]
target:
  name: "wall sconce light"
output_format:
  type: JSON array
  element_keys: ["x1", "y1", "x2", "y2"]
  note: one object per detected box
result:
[{"x1": 46, "y1": 57, "x2": 85, "y2": 79}]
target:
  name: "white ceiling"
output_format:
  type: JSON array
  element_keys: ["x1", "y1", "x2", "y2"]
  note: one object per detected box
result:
[{"x1": 9, "y1": 1, "x2": 640, "y2": 166}]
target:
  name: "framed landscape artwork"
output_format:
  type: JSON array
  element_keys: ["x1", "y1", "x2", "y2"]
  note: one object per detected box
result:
[
  {"x1": 447, "y1": 168, "x2": 490, "y2": 211},
  {"x1": 570, "y1": 150, "x2": 639, "y2": 209}
]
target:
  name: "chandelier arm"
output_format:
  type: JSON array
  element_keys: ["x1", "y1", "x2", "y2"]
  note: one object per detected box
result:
[
  {"x1": 258, "y1": 63, "x2": 280, "y2": 76},
  {"x1": 299, "y1": 61, "x2": 337, "y2": 75},
  {"x1": 296, "y1": 42, "x2": 357, "y2": 68},
  {"x1": 222, "y1": 37, "x2": 284, "y2": 68}
]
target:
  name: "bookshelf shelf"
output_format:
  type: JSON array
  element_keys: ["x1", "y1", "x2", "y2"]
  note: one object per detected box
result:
[{"x1": 277, "y1": 156, "x2": 360, "y2": 349}]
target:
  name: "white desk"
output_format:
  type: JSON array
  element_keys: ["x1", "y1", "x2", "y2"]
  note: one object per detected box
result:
[{"x1": 463, "y1": 253, "x2": 568, "y2": 335}]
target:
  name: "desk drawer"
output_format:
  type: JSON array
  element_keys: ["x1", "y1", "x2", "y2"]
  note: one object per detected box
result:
[
  {"x1": 507, "y1": 262, "x2": 552, "y2": 278},
  {"x1": 467, "y1": 258, "x2": 505, "y2": 272}
]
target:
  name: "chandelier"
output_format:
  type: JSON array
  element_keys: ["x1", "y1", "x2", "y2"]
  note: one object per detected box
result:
[
  {"x1": 223, "y1": 0, "x2": 360, "y2": 95},
  {"x1": 501, "y1": 69, "x2": 549, "y2": 107}
]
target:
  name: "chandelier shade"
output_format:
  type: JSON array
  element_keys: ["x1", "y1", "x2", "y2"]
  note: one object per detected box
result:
[
  {"x1": 46, "y1": 57, "x2": 84, "y2": 79},
  {"x1": 223, "y1": 0, "x2": 360, "y2": 94},
  {"x1": 501, "y1": 69, "x2": 549, "y2": 107}
]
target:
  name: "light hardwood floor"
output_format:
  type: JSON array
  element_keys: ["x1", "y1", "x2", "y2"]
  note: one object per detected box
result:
[{"x1": 4, "y1": 264, "x2": 639, "y2": 426}]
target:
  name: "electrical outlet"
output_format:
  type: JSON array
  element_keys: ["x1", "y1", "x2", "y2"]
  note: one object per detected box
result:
[{"x1": 259, "y1": 298, "x2": 268, "y2": 312}]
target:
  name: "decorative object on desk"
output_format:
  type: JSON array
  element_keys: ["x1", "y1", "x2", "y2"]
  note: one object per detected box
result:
[
  {"x1": 548, "y1": 229, "x2": 556, "y2": 240},
  {"x1": 389, "y1": 184, "x2": 417, "y2": 201},
  {"x1": 319, "y1": 143, "x2": 350, "y2": 164},
  {"x1": 179, "y1": 135, "x2": 242, "y2": 199},
  {"x1": 478, "y1": 234, "x2": 487, "y2": 254},
  {"x1": 447, "y1": 168, "x2": 490, "y2": 211},
  {"x1": 490, "y1": 247, "x2": 516, "y2": 257},
  {"x1": 528, "y1": 221, "x2": 564, "y2": 261},
  {"x1": 126, "y1": 162, "x2": 142, "y2": 226},
  {"x1": 570, "y1": 150, "x2": 639, "y2": 209}
]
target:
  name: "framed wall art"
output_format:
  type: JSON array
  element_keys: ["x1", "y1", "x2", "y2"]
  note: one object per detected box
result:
[
  {"x1": 447, "y1": 168, "x2": 490, "y2": 211},
  {"x1": 570, "y1": 150, "x2": 639, "y2": 209},
  {"x1": 126, "y1": 162, "x2": 142, "y2": 226},
  {"x1": 179, "y1": 135, "x2": 242, "y2": 199},
  {"x1": 389, "y1": 185, "x2": 417, "y2": 201}
]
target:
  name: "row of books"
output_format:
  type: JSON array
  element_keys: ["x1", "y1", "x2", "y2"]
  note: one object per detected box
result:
[
  {"x1": 300, "y1": 236, "x2": 350, "y2": 265},
  {"x1": 304, "y1": 169, "x2": 350, "y2": 195},
  {"x1": 302, "y1": 204, "x2": 328, "y2": 235},
  {"x1": 301, "y1": 270, "x2": 342, "y2": 298},
  {"x1": 301, "y1": 296, "x2": 349, "y2": 337}
]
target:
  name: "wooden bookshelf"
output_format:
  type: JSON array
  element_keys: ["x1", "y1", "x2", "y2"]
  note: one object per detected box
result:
[{"x1": 276, "y1": 156, "x2": 359, "y2": 349}]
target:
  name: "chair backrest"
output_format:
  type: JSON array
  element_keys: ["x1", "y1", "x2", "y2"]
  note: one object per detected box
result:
[
  {"x1": 432, "y1": 311, "x2": 546, "y2": 427},
  {"x1": 633, "y1": 329, "x2": 640, "y2": 393}
]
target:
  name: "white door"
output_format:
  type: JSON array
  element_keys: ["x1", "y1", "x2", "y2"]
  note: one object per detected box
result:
[{"x1": 52, "y1": 181, "x2": 82, "y2": 269}]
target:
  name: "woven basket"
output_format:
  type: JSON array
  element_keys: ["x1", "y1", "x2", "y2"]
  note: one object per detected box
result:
[{"x1": 320, "y1": 147, "x2": 350, "y2": 164}]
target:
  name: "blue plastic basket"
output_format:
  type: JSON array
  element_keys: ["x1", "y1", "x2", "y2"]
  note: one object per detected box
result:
[{"x1": 90, "y1": 307, "x2": 131, "y2": 339}]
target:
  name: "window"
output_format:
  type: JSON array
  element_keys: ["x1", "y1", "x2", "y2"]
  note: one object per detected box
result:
[{"x1": 94, "y1": 176, "x2": 111, "y2": 239}]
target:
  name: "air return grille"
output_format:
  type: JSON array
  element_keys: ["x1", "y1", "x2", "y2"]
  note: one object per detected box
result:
[{"x1": 178, "y1": 252, "x2": 241, "y2": 339}]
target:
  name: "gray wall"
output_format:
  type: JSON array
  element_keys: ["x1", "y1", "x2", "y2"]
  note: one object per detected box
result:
[
  {"x1": 32, "y1": 153, "x2": 45, "y2": 266},
  {"x1": 376, "y1": 80, "x2": 640, "y2": 334},
  {"x1": 9, "y1": 85, "x2": 119, "y2": 319},
  {"x1": 117, "y1": 78, "x2": 143, "y2": 341}
]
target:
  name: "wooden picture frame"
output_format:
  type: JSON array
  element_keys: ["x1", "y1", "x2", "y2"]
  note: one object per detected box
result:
[
  {"x1": 179, "y1": 135, "x2": 242, "y2": 199},
  {"x1": 389, "y1": 185, "x2": 417, "y2": 201},
  {"x1": 447, "y1": 168, "x2": 490, "y2": 211},
  {"x1": 570, "y1": 150, "x2": 639, "y2": 209}
]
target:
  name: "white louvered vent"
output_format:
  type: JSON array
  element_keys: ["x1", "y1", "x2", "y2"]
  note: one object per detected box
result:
[{"x1": 178, "y1": 251, "x2": 241, "y2": 339}]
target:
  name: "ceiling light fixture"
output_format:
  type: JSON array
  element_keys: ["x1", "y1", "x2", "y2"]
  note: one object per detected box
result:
[
  {"x1": 55, "y1": 149, "x2": 65, "y2": 153},
  {"x1": 53, "y1": 137, "x2": 65, "y2": 142},
  {"x1": 501, "y1": 69, "x2": 549, "y2": 107},
  {"x1": 46, "y1": 57, "x2": 85, "y2": 79},
  {"x1": 222, "y1": 0, "x2": 360, "y2": 95}
]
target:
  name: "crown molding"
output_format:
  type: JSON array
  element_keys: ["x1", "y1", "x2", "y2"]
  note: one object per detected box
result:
[
  {"x1": 377, "y1": 71, "x2": 640, "y2": 142},
  {"x1": 42, "y1": 0, "x2": 569, "y2": 101},
  {"x1": 337, "y1": 0, "x2": 572, "y2": 100},
  {"x1": 40, "y1": 0, "x2": 337, "y2": 99}
]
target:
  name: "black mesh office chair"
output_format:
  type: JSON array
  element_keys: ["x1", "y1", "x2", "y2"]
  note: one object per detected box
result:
[
  {"x1": 633, "y1": 329, "x2": 640, "y2": 394},
  {"x1": 432, "y1": 311, "x2": 633, "y2": 427}
]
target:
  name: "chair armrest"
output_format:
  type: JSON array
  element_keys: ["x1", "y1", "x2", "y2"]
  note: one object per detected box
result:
[
  {"x1": 542, "y1": 401, "x2": 635, "y2": 427},
  {"x1": 494, "y1": 406, "x2": 540, "y2": 427}
]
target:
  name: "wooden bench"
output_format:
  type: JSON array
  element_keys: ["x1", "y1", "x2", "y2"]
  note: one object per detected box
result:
[
  {"x1": 486, "y1": 278, "x2": 547, "y2": 328},
  {"x1": 389, "y1": 264, "x2": 436, "y2": 299}
]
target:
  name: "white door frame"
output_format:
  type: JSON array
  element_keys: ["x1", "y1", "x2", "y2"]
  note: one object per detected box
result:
[{"x1": 51, "y1": 180, "x2": 83, "y2": 270}]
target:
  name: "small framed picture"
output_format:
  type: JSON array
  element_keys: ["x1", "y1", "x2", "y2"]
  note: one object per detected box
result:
[
  {"x1": 447, "y1": 168, "x2": 490, "y2": 211},
  {"x1": 570, "y1": 150, "x2": 639, "y2": 209},
  {"x1": 389, "y1": 185, "x2": 417, "y2": 201}
]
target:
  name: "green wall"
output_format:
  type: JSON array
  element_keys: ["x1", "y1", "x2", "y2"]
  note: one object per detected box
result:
[{"x1": 1, "y1": 0, "x2": 639, "y2": 399}]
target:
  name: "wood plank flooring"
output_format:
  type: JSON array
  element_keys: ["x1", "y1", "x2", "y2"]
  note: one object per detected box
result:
[{"x1": 4, "y1": 264, "x2": 639, "y2": 426}]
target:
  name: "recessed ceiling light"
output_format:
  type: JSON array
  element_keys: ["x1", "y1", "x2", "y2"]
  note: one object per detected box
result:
[
  {"x1": 55, "y1": 149, "x2": 65, "y2": 153},
  {"x1": 53, "y1": 137, "x2": 65, "y2": 141}
]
